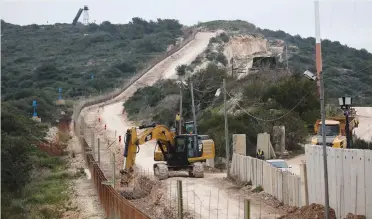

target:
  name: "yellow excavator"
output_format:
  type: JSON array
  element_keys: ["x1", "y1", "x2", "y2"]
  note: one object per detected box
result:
[{"x1": 122, "y1": 123, "x2": 215, "y2": 180}]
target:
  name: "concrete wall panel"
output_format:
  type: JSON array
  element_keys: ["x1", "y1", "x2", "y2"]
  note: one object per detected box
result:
[
  {"x1": 343, "y1": 149, "x2": 353, "y2": 217},
  {"x1": 233, "y1": 134, "x2": 246, "y2": 155},
  {"x1": 327, "y1": 147, "x2": 337, "y2": 216},
  {"x1": 305, "y1": 145, "x2": 372, "y2": 219},
  {"x1": 230, "y1": 153, "x2": 303, "y2": 207},
  {"x1": 334, "y1": 148, "x2": 344, "y2": 218},
  {"x1": 355, "y1": 149, "x2": 365, "y2": 216},
  {"x1": 365, "y1": 150, "x2": 372, "y2": 218}
]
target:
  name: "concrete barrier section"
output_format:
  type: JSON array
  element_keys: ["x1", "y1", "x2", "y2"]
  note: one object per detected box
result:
[
  {"x1": 231, "y1": 153, "x2": 303, "y2": 207},
  {"x1": 305, "y1": 145, "x2": 372, "y2": 219}
]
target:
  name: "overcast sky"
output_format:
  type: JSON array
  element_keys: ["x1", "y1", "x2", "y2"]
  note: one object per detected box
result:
[{"x1": 1, "y1": 0, "x2": 372, "y2": 52}]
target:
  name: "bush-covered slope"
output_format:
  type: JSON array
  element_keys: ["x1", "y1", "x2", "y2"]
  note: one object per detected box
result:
[
  {"x1": 1, "y1": 17, "x2": 184, "y2": 218},
  {"x1": 125, "y1": 62, "x2": 320, "y2": 157},
  {"x1": 125, "y1": 20, "x2": 372, "y2": 158},
  {"x1": 1, "y1": 18, "x2": 183, "y2": 121}
]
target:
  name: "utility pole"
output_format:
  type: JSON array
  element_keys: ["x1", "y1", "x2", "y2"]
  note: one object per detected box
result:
[
  {"x1": 223, "y1": 78, "x2": 230, "y2": 177},
  {"x1": 190, "y1": 81, "x2": 198, "y2": 156},
  {"x1": 315, "y1": 1, "x2": 329, "y2": 218},
  {"x1": 190, "y1": 81, "x2": 198, "y2": 135},
  {"x1": 179, "y1": 85, "x2": 183, "y2": 135},
  {"x1": 285, "y1": 43, "x2": 289, "y2": 72},
  {"x1": 345, "y1": 110, "x2": 351, "y2": 148}
]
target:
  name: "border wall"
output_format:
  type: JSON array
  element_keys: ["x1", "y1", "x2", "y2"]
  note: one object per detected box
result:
[
  {"x1": 305, "y1": 145, "x2": 372, "y2": 219},
  {"x1": 231, "y1": 153, "x2": 304, "y2": 207},
  {"x1": 72, "y1": 29, "x2": 198, "y2": 218}
]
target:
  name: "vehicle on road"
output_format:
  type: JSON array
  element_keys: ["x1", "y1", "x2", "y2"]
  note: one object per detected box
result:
[
  {"x1": 311, "y1": 111, "x2": 359, "y2": 148},
  {"x1": 266, "y1": 159, "x2": 292, "y2": 172},
  {"x1": 122, "y1": 123, "x2": 215, "y2": 181}
]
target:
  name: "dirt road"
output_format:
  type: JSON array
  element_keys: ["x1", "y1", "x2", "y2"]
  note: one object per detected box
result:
[
  {"x1": 67, "y1": 122, "x2": 105, "y2": 219},
  {"x1": 354, "y1": 107, "x2": 372, "y2": 142},
  {"x1": 101, "y1": 31, "x2": 217, "y2": 104},
  {"x1": 98, "y1": 110, "x2": 283, "y2": 218},
  {"x1": 85, "y1": 31, "x2": 283, "y2": 219},
  {"x1": 286, "y1": 155, "x2": 305, "y2": 176}
]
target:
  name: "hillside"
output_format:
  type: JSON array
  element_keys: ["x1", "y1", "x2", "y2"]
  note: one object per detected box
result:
[
  {"x1": 1, "y1": 18, "x2": 371, "y2": 218},
  {"x1": 198, "y1": 20, "x2": 372, "y2": 105},
  {"x1": 1, "y1": 18, "x2": 184, "y2": 122},
  {"x1": 1, "y1": 18, "x2": 185, "y2": 218},
  {"x1": 124, "y1": 20, "x2": 372, "y2": 158}
]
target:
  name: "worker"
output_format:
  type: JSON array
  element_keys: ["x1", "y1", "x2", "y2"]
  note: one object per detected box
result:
[{"x1": 256, "y1": 149, "x2": 264, "y2": 160}]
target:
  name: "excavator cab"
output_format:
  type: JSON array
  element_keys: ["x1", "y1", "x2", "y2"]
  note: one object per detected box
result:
[{"x1": 166, "y1": 134, "x2": 202, "y2": 166}]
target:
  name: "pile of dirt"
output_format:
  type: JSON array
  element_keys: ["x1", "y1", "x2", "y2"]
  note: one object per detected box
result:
[
  {"x1": 278, "y1": 203, "x2": 336, "y2": 219},
  {"x1": 120, "y1": 173, "x2": 194, "y2": 219},
  {"x1": 118, "y1": 168, "x2": 195, "y2": 219},
  {"x1": 130, "y1": 182, "x2": 195, "y2": 219},
  {"x1": 345, "y1": 213, "x2": 366, "y2": 219},
  {"x1": 130, "y1": 186, "x2": 177, "y2": 219},
  {"x1": 120, "y1": 175, "x2": 158, "y2": 199}
]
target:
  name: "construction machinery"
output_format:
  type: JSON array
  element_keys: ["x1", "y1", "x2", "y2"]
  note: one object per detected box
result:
[
  {"x1": 123, "y1": 123, "x2": 215, "y2": 180},
  {"x1": 311, "y1": 110, "x2": 359, "y2": 148}
]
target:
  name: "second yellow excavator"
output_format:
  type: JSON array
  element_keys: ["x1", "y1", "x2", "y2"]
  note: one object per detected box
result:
[{"x1": 122, "y1": 123, "x2": 215, "y2": 180}]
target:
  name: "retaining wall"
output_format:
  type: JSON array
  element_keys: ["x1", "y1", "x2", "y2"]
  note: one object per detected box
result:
[
  {"x1": 72, "y1": 29, "x2": 198, "y2": 218},
  {"x1": 305, "y1": 145, "x2": 372, "y2": 219},
  {"x1": 231, "y1": 153, "x2": 303, "y2": 207}
]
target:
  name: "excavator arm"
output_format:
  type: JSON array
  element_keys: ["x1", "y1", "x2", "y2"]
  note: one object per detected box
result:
[{"x1": 123, "y1": 123, "x2": 176, "y2": 171}]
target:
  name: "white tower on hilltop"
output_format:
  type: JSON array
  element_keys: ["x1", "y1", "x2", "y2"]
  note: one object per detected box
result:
[{"x1": 83, "y1": 5, "x2": 89, "y2": 25}]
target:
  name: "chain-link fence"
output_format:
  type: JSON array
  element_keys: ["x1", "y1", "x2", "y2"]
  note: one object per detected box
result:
[
  {"x1": 79, "y1": 111, "x2": 287, "y2": 219},
  {"x1": 73, "y1": 29, "x2": 199, "y2": 218}
]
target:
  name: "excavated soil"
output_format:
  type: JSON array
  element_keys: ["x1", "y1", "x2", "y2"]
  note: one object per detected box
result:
[
  {"x1": 344, "y1": 213, "x2": 366, "y2": 219},
  {"x1": 278, "y1": 203, "x2": 336, "y2": 219},
  {"x1": 118, "y1": 170, "x2": 194, "y2": 219},
  {"x1": 279, "y1": 203, "x2": 366, "y2": 219},
  {"x1": 119, "y1": 174, "x2": 158, "y2": 200}
]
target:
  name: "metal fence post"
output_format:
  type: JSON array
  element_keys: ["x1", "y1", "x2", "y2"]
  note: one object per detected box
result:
[
  {"x1": 177, "y1": 180, "x2": 183, "y2": 219},
  {"x1": 244, "y1": 199, "x2": 250, "y2": 219},
  {"x1": 91, "y1": 133, "x2": 95, "y2": 159},
  {"x1": 112, "y1": 153, "x2": 116, "y2": 189},
  {"x1": 98, "y1": 138, "x2": 101, "y2": 165}
]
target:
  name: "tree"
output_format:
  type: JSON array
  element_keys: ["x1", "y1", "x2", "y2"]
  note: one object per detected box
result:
[
  {"x1": 218, "y1": 32, "x2": 229, "y2": 43},
  {"x1": 216, "y1": 53, "x2": 228, "y2": 66},
  {"x1": 176, "y1": 64, "x2": 187, "y2": 76}
]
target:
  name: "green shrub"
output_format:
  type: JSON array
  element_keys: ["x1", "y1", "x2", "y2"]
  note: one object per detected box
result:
[
  {"x1": 216, "y1": 53, "x2": 228, "y2": 66},
  {"x1": 176, "y1": 64, "x2": 187, "y2": 76}
]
